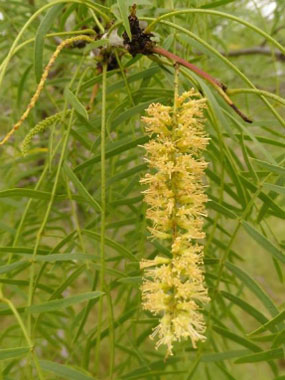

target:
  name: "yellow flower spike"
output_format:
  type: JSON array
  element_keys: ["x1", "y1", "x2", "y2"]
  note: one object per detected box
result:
[{"x1": 140, "y1": 89, "x2": 210, "y2": 357}]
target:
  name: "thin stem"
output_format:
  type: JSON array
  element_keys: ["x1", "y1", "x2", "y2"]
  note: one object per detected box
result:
[
  {"x1": 173, "y1": 63, "x2": 180, "y2": 112},
  {"x1": 64, "y1": 174, "x2": 87, "y2": 257},
  {"x1": 0, "y1": 296, "x2": 45, "y2": 380},
  {"x1": 95, "y1": 62, "x2": 107, "y2": 374},
  {"x1": 90, "y1": 8, "x2": 105, "y2": 34},
  {"x1": 107, "y1": 286, "x2": 115, "y2": 380},
  {"x1": 144, "y1": 9, "x2": 285, "y2": 54},
  {"x1": 115, "y1": 49, "x2": 135, "y2": 106},
  {"x1": 227, "y1": 88, "x2": 285, "y2": 106}
]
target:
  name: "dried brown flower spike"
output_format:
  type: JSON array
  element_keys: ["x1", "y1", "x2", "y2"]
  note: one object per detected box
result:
[{"x1": 140, "y1": 89, "x2": 210, "y2": 356}]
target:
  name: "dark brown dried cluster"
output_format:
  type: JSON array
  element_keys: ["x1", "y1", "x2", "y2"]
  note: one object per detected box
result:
[{"x1": 123, "y1": 5, "x2": 155, "y2": 57}]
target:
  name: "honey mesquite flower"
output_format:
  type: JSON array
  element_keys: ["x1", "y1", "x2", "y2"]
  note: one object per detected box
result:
[{"x1": 140, "y1": 89, "x2": 210, "y2": 356}]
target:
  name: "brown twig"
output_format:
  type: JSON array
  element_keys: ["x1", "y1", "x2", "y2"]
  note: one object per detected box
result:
[
  {"x1": 152, "y1": 46, "x2": 252, "y2": 123},
  {"x1": 122, "y1": 6, "x2": 252, "y2": 123},
  {"x1": 153, "y1": 46, "x2": 227, "y2": 91},
  {"x1": 86, "y1": 66, "x2": 102, "y2": 111},
  {"x1": 223, "y1": 47, "x2": 285, "y2": 62}
]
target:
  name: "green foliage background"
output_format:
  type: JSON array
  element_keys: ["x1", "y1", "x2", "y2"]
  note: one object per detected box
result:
[{"x1": 0, "y1": 0, "x2": 284, "y2": 379}]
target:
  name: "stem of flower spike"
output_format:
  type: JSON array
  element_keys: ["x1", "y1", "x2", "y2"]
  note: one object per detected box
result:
[{"x1": 95, "y1": 62, "x2": 107, "y2": 375}]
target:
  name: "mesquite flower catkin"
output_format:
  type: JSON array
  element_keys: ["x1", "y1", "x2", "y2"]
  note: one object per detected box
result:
[
  {"x1": 21, "y1": 110, "x2": 71, "y2": 156},
  {"x1": 140, "y1": 90, "x2": 210, "y2": 356}
]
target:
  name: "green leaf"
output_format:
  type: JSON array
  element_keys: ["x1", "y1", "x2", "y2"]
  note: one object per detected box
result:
[
  {"x1": 251, "y1": 158, "x2": 285, "y2": 176},
  {"x1": 201, "y1": 0, "x2": 236, "y2": 8},
  {"x1": 83, "y1": 230, "x2": 137, "y2": 262},
  {"x1": 0, "y1": 188, "x2": 85, "y2": 205},
  {"x1": 272, "y1": 329, "x2": 285, "y2": 348},
  {"x1": 207, "y1": 199, "x2": 237, "y2": 219},
  {"x1": 75, "y1": 135, "x2": 148, "y2": 171},
  {"x1": 110, "y1": 99, "x2": 167, "y2": 132},
  {"x1": 108, "y1": 164, "x2": 147, "y2": 185},
  {"x1": 110, "y1": 195, "x2": 143, "y2": 207},
  {"x1": 235, "y1": 348, "x2": 284, "y2": 364},
  {"x1": 226, "y1": 262, "x2": 280, "y2": 317},
  {"x1": 117, "y1": 358, "x2": 179, "y2": 380},
  {"x1": 40, "y1": 360, "x2": 95, "y2": 380},
  {"x1": 63, "y1": 164, "x2": 102, "y2": 212},
  {"x1": 81, "y1": 67, "x2": 160, "y2": 92},
  {"x1": 201, "y1": 350, "x2": 250, "y2": 362},
  {"x1": 0, "y1": 188, "x2": 52, "y2": 200},
  {"x1": 118, "y1": 276, "x2": 141, "y2": 284},
  {"x1": 239, "y1": 175, "x2": 284, "y2": 218},
  {"x1": 0, "y1": 246, "x2": 48, "y2": 254},
  {"x1": 0, "y1": 347, "x2": 30, "y2": 360},
  {"x1": 263, "y1": 183, "x2": 285, "y2": 195},
  {"x1": 242, "y1": 221, "x2": 285, "y2": 264},
  {"x1": 29, "y1": 291, "x2": 104, "y2": 313},
  {"x1": 34, "y1": 4, "x2": 64, "y2": 83},
  {"x1": 83, "y1": 39, "x2": 109, "y2": 53},
  {"x1": 64, "y1": 88, "x2": 89, "y2": 120},
  {"x1": 249, "y1": 311, "x2": 285, "y2": 336},
  {"x1": 221, "y1": 291, "x2": 270, "y2": 327},
  {"x1": 213, "y1": 326, "x2": 262, "y2": 352},
  {"x1": 17, "y1": 64, "x2": 32, "y2": 107},
  {"x1": 0, "y1": 261, "x2": 28, "y2": 275},
  {"x1": 23, "y1": 253, "x2": 96, "y2": 263},
  {"x1": 117, "y1": 0, "x2": 132, "y2": 40}
]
